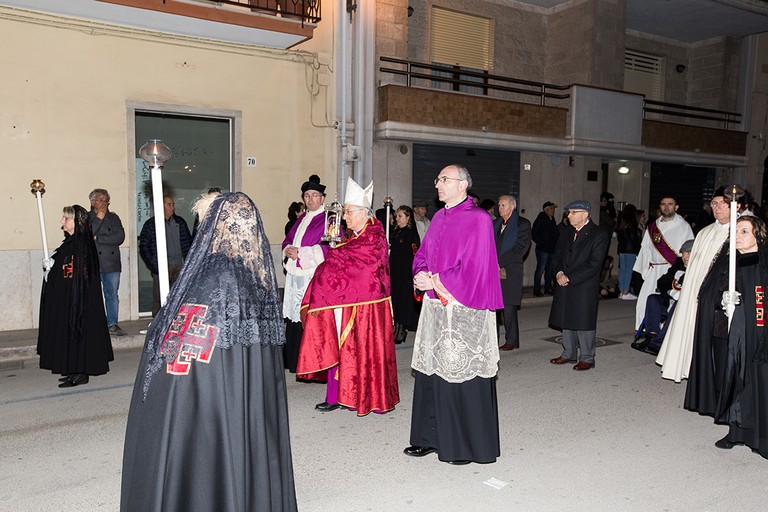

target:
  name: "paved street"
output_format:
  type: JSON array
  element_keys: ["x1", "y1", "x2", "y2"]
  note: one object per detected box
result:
[{"x1": 1, "y1": 297, "x2": 767, "y2": 511}]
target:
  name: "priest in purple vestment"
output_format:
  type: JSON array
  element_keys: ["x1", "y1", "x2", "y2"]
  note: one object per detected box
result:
[
  {"x1": 281, "y1": 175, "x2": 329, "y2": 373},
  {"x1": 404, "y1": 164, "x2": 504, "y2": 465}
]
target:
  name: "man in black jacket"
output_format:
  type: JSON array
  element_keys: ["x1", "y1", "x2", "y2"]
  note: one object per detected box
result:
[
  {"x1": 494, "y1": 195, "x2": 531, "y2": 351},
  {"x1": 531, "y1": 201, "x2": 558, "y2": 296},
  {"x1": 139, "y1": 195, "x2": 192, "y2": 316}
]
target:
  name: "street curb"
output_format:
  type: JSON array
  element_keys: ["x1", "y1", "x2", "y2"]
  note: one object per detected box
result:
[{"x1": 0, "y1": 334, "x2": 146, "y2": 364}]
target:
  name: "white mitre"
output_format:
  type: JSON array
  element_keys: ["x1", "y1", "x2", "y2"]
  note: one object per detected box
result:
[{"x1": 344, "y1": 177, "x2": 373, "y2": 208}]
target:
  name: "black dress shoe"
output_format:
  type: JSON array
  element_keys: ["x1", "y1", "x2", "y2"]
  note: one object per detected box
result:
[
  {"x1": 59, "y1": 374, "x2": 89, "y2": 388},
  {"x1": 445, "y1": 460, "x2": 471, "y2": 465},
  {"x1": 315, "y1": 401, "x2": 341, "y2": 412},
  {"x1": 533, "y1": 291, "x2": 544, "y2": 297},
  {"x1": 58, "y1": 375, "x2": 70, "y2": 382},
  {"x1": 715, "y1": 436, "x2": 735, "y2": 449},
  {"x1": 403, "y1": 446, "x2": 437, "y2": 457}
]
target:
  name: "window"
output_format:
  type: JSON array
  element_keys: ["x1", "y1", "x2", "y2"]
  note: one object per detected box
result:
[
  {"x1": 430, "y1": 7, "x2": 494, "y2": 94},
  {"x1": 624, "y1": 49, "x2": 664, "y2": 101},
  {"x1": 431, "y1": 7, "x2": 494, "y2": 71}
]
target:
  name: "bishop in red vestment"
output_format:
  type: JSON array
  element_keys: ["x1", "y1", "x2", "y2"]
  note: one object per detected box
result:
[{"x1": 297, "y1": 178, "x2": 399, "y2": 416}]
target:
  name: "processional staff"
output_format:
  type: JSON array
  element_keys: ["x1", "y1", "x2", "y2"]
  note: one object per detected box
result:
[{"x1": 30, "y1": 179, "x2": 50, "y2": 260}]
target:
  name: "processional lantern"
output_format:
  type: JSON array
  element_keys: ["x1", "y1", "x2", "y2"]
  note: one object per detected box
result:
[{"x1": 322, "y1": 199, "x2": 343, "y2": 248}]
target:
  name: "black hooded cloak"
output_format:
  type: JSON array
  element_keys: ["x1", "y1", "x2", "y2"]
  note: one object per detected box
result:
[{"x1": 120, "y1": 192, "x2": 297, "y2": 511}]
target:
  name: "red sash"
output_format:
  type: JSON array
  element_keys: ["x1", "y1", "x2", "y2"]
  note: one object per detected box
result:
[{"x1": 647, "y1": 222, "x2": 677, "y2": 265}]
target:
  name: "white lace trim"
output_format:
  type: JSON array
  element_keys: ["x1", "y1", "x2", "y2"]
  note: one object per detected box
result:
[{"x1": 411, "y1": 298, "x2": 499, "y2": 383}]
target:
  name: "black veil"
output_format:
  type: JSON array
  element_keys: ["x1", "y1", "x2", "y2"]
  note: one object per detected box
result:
[{"x1": 140, "y1": 192, "x2": 285, "y2": 396}]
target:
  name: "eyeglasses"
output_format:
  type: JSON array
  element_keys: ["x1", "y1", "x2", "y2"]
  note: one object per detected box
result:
[
  {"x1": 342, "y1": 207, "x2": 365, "y2": 216},
  {"x1": 434, "y1": 176, "x2": 465, "y2": 185},
  {"x1": 710, "y1": 200, "x2": 728, "y2": 208}
]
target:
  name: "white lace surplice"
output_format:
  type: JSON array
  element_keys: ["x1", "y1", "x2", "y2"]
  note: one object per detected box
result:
[{"x1": 411, "y1": 298, "x2": 499, "y2": 383}]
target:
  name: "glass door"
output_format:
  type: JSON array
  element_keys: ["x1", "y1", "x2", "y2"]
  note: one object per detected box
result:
[{"x1": 135, "y1": 112, "x2": 232, "y2": 314}]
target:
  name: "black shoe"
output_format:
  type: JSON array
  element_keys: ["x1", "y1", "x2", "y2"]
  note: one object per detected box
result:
[
  {"x1": 59, "y1": 374, "x2": 89, "y2": 388},
  {"x1": 533, "y1": 291, "x2": 544, "y2": 297},
  {"x1": 715, "y1": 436, "x2": 735, "y2": 449},
  {"x1": 58, "y1": 375, "x2": 70, "y2": 382},
  {"x1": 315, "y1": 401, "x2": 341, "y2": 412},
  {"x1": 403, "y1": 446, "x2": 437, "y2": 457},
  {"x1": 445, "y1": 460, "x2": 471, "y2": 465},
  {"x1": 545, "y1": 290, "x2": 554, "y2": 295}
]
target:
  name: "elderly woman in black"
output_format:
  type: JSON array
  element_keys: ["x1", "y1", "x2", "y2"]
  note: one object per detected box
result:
[
  {"x1": 389, "y1": 205, "x2": 421, "y2": 343},
  {"x1": 713, "y1": 215, "x2": 768, "y2": 458},
  {"x1": 37, "y1": 205, "x2": 113, "y2": 388}
]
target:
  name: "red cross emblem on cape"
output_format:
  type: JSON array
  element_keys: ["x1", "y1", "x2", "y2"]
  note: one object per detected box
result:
[
  {"x1": 62, "y1": 257, "x2": 74, "y2": 279},
  {"x1": 160, "y1": 303, "x2": 217, "y2": 376}
]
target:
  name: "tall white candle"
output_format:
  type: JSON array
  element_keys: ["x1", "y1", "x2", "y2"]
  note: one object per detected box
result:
[
  {"x1": 151, "y1": 165, "x2": 170, "y2": 307},
  {"x1": 726, "y1": 186, "x2": 737, "y2": 326}
]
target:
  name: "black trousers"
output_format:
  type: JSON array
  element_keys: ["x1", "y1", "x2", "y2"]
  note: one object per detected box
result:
[
  {"x1": 502, "y1": 303, "x2": 520, "y2": 345},
  {"x1": 409, "y1": 372, "x2": 500, "y2": 463}
]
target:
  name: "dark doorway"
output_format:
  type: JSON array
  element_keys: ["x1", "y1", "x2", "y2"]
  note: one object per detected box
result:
[
  {"x1": 649, "y1": 163, "x2": 716, "y2": 222},
  {"x1": 411, "y1": 144, "x2": 520, "y2": 217}
]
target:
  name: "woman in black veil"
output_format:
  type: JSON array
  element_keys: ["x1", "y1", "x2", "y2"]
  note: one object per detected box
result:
[
  {"x1": 37, "y1": 204, "x2": 112, "y2": 388},
  {"x1": 120, "y1": 192, "x2": 297, "y2": 511}
]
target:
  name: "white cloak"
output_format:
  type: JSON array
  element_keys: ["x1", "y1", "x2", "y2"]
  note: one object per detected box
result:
[
  {"x1": 655, "y1": 221, "x2": 729, "y2": 382},
  {"x1": 632, "y1": 214, "x2": 694, "y2": 329}
]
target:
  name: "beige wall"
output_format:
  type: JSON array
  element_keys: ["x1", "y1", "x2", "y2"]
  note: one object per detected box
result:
[{"x1": 0, "y1": 7, "x2": 338, "y2": 328}]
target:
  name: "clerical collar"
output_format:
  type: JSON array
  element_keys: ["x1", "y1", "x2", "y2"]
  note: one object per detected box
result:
[{"x1": 445, "y1": 195, "x2": 468, "y2": 209}]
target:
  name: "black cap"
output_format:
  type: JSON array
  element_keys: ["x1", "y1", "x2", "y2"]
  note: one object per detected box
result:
[
  {"x1": 542, "y1": 201, "x2": 558, "y2": 209},
  {"x1": 301, "y1": 174, "x2": 326, "y2": 195}
]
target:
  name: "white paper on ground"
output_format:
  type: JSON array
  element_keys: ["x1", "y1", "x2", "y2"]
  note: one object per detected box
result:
[{"x1": 484, "y1": 477, "x2": 508, "y2": 489}]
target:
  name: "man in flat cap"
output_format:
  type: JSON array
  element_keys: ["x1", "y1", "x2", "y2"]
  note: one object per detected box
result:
[{"x1": 548, "y1": 200, "x2": 610, "y2": 370}]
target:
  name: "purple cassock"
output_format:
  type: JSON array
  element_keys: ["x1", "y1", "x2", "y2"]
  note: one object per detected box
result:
[
  {"x1": 413, "y1": 197, "x2": 503, "y2": 311},
  {"x1": 282, "y1": 212, "x2": 328, "y2": 264}
]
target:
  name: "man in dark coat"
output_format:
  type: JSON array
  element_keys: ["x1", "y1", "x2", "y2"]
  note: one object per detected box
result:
[
  {"x1": 531, "y1": 201, "x2": 558, "y2": 296},
  {"x1": 548, "y1": 200, "x2": 610, "y2": 370},
  {"x1": 139, "y1": 195, "x2": 193, "y2": 316},
  {"x1": 494, "y1": 195, "x2": 531, "y2": 351}
]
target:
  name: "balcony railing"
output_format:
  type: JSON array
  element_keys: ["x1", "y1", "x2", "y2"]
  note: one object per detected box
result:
[
  {"x1": 204, "y1": 0, "x2": 321, "y2": 25},
  {"x1": 379, "y1": 56, "x2": 570, "y2": 106},
  {"x1": 643, "y1": 100, "x2": 741, "y2": 129}
]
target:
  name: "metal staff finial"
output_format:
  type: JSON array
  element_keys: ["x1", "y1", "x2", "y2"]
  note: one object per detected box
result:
[
  {"x1": 31, "y1": 179, "x2": 50, "y2": 260},
  {"x1": 30, "y1": 179, "x2": 46, "y2": 196},
  {"x1": 384, "y1": 196, "x2": 393, "y2": 247}
]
